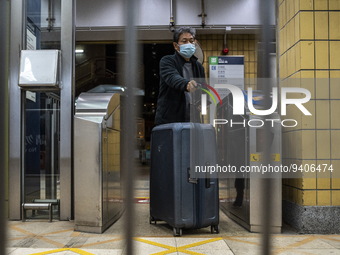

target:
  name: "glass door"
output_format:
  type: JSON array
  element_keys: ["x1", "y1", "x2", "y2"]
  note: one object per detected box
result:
[
  {"x1": 23, "y1": 92, "x2": 60, "y2": 218},
  {"x1": 21, "y1": 0, "x2": 63, "y2": 220},
  {"x1": 9, "y1": 0, "x2": 73, "y2": 220}
]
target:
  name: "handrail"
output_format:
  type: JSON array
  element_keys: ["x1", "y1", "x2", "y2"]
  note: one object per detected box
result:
[
  {"x1": 76, "y1": 56, "x2": 116, "y2": 67},
  {"x1": 75, "y1": 57, "x2": 117, "y2": 89}
]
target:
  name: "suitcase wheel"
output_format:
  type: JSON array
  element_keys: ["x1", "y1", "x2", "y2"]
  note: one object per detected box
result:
[
  {"x1": 211, "y1": 225, "x2": 219, "y2": 234},
  {"x1": 149, "y1": 216, "x2": 157, "y2": 224},
  {"x1": 173, "y1": 227, "x2": 182, "y2": 237}
]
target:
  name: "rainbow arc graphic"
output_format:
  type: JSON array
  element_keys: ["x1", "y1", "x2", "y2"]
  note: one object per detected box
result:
[{"x1": 197, "y1": 83, "x2": 222, "y2": 106}]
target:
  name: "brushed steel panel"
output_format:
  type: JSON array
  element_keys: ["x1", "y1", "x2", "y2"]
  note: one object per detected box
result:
[
  {"x1": 59, "y1": 0, "x2": 75, "y2": 220},
  {"x1": 74, "y1": 93, "x2": 121, "y2": 233},
  {"x1": 74, "y1": 118, "x2": 103, "y2": 226},
  {"x1": 9, "y1": 0, "x2": 24, "y2": 220},
  {"x1": 0, "y1": 0, "x2": 10, "y2": 250}
]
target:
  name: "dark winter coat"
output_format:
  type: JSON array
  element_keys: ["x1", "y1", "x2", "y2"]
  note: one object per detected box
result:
[{"x1": 155, "y1": 51, "x2": 205, "y2": 125}]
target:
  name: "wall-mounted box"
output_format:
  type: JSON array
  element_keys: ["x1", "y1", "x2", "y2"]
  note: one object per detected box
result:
[{"x1": 19, "y1": 50, "x2": 60, "y2": 89}]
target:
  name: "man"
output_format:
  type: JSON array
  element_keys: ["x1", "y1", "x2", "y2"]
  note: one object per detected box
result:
[{"x1": 155, "y1": 27, "x2": 205, "y2": 125}]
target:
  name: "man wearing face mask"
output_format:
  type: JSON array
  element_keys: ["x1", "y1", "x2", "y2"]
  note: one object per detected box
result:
[{"x1": 155, "y1": 27, "x2": 205, "y2": 125}]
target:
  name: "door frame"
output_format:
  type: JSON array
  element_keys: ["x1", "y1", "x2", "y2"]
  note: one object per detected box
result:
[{"x1": 8, "y1": 0, "x2": 75, "y2": 220}]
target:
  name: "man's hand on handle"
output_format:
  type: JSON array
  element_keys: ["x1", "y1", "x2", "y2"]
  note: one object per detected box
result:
[{"x1": 186, "y1": 80, "x2": 197, "y2": 92}]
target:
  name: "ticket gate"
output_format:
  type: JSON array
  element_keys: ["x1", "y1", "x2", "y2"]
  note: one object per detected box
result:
[
  {"x1": 216, "y1": 92, "x2": 282, "y2": 233},
  {"x1": 74, "y1": 92, "x2": 122, "y2": 233}
]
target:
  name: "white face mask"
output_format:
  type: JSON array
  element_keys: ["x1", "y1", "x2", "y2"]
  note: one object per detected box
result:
[{"x1": 178, "y1": 43, "x2": 196, "y2": 58}]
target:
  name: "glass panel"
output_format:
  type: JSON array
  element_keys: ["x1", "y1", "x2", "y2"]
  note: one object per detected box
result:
[
  {"x1": 24, "y1": 92, "x2": 60, "y2": 218},
  {"x1": 26, "y1": 0, "x2": 61, "y2": 50},
  {"x1": 23, "y1": 0, "x2": 62, "y2": 219}
]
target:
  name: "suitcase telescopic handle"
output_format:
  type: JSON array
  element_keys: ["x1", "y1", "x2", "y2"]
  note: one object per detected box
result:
[
  {"x1": 205, "y1": 162, "x2": 211, "y2": 188},
  {"x1": 205, "y1": 175, "x2": 211, "y2": 188}
]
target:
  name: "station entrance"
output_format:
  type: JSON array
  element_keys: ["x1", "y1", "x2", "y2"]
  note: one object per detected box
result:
[{"x1": 8, "y1": 0, "x2": 281, "y2": 238}]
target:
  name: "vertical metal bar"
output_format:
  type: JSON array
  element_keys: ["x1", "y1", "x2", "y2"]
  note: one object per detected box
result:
[
  {"x1": 9, "y1": 0, "x2": 24, "y2": 220},
  {"x1": 201, "y1": 0, "x2": 206, "y2": 27},
  {"x1": 170, "y1": 0, "x2": 175, "y2": 27},
  {"x1": 123, "y1": 0, "x2": 138, "y2": 253},
  {"x1": 60, "y1": 0, "x2": 75, "y2": 220},
  {"x1": 259, "y1": 0, "x2": 275, "y2": 255},
  {"x1": 170, "y1": 0, "x2": 173, "y2": 21},
  {"x1": 0, "y1": 0, "x2": 10, "y2": 252},
  {"x1": 51, "y1": 100, "x2": 56, "y2": 199},
  {"x1": 47, "y1": 0, "x2": 55, "y2": 32}
]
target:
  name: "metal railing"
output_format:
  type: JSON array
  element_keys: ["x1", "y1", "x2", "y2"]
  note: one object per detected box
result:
[
  {"x1": 0, "y1": 0, "x2": 9, "y2": 254},
  {"x1": 75, "y1": 57, "x2": 117, "y2": 92}
]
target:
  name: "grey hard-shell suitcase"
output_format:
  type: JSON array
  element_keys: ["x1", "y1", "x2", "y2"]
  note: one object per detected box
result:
[{"x1": 150, "y1": 122, "x2": 219, "y2": 236}]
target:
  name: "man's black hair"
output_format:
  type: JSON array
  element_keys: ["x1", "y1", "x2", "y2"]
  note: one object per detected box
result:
[{"x1": 173, "y1": 27, "x2": 196, "y2": 43}]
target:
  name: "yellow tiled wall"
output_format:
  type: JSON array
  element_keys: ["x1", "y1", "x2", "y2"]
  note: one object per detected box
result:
[
  {"x1": 279, "y1": 0, "x2": 340, "y2": 206},
  {"x1": 197, "y1": 34, "x2": 258, "y2": 123}
]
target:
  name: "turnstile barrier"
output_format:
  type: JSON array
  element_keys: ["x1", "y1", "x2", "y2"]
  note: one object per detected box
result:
[
  {"x1": 216, "y1": 91, "x2": 282, "y2": 233},
  {"x1": 74, "y1": 92, "x2": 121, "y2": 233}
]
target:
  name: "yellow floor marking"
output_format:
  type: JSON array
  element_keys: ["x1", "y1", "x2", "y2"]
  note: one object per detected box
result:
[
  {"x1": 29, "y1": 248, "x2": 95, "y2": 255},
  {"x1": 134, "y1": 237, "x2": 175, "y2": 250},
  {"x1": 320, "y1": 236, "x2": 340, "y2": 242},
  {"x1": 9, "y1": 225, "x2": 36, "y2": 236},
  {"x1": 177, "y1": 238, "x2": 224, "y2": 255},
  {"x1": 151, "y1": 248, "x2": 205, "y2": 255},
  {"x1": 44, "y1": 229, "x2": 74, "y2": 235},
  {"x1": 299, "y1": 251, "x2": 322, "y2": 255},
  {"x1": 81, "y1": 237, "x2": 123, "y2": 247},
  {"x1": 272, "y1": 235, "x2": 311, "y2": 238},
  {"x1": 11, "y1": 225, "x2": 71, "y2": 237},
  {"x1": 71, "y1": 232, "x2": 104, "y2": 238},
  {"x1": 8, "y1": 236, "x2": 28, "y2": 241},
  {"x1": 273, "y1": 236, "x2": 317, "y2": 255},
  {"x1": 178, "y1": 237, "x2": 223, "y2": 249},
  {"x1": 175, "y1": 251, "x2": 205, "y2": 255},
  {"x1": 149, "y1": 250, "x2": 178, "y2": 255},
  {"x1": 223, "y1": 236, "x2": 260, "y2": 245},
  {"x1": 71, "y1": 231, "x2": 82, "y2": 237},
  {"x1": 179, "y1": 251, "x2": 206, "y2": 255},
  {"x1": 9, "y1": 225, "x2": 66, "y2": 248},
  {"x1": 135, "y1": 237, "x2": 223, "y2": 255},
  {"x1": 35, "y1": 235, "x2": 65, "y2": 248},
  {"x1": 29, "y1": 248, "x2": 68, "y2": 255},
  {"x1": 68, "y1": 248, "x2": 96, "y2": 255}
]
